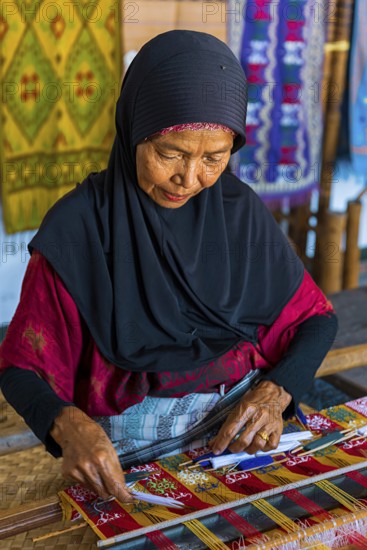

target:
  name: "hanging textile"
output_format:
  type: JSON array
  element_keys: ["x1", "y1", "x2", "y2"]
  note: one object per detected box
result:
[
  {"x1": 350, "y1": 0, "x2": 367, "y2": 178},
  {"x1": 0, "y1": 1, "x2": 122, "y2": 233},
  {"x1": 227, "y1": 0, "x2": 326, "y2": 208}
]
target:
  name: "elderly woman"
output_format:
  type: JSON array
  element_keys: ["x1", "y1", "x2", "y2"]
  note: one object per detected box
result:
[{"x1": 0, "y1": 31, "x2": 337, "y2": 504}]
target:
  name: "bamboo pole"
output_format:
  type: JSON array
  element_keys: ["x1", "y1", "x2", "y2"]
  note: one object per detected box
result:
[
  {"x1": 314, "y1": 211, "x2": 346, "y2": 294},
  {"x1": 314, "y1": 0, "x2": 354, "y2": 284},
  {"x1": 343, "y1": 200, "x2": 362, "y2": 289},
  {"x1": 318, "y1": 0, "x2": 354, "y2": 217},
  {"x1": 288, "y1": 204, "x2": 311, "y2": 264}
]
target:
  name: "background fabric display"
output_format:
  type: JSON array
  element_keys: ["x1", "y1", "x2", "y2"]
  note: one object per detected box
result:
[
  {"x1": 227, "y1": 0, "x2": 327, "y2": 208},
  {"x1": 349, "y1": 0, "x2": 367, "y2": 179},
  {"x1": 0, "y1": 0, "x2": 122, "y2": 233}
]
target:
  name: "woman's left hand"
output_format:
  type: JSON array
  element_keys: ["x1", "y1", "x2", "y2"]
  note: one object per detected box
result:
[{"x1": 209, "y1": 380, "x2": 292, "y2": 455}]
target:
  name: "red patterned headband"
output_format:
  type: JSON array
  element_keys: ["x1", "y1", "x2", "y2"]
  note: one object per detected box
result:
[{"x1": 145, "y1": 122, "x2": 236, "y2": 140}]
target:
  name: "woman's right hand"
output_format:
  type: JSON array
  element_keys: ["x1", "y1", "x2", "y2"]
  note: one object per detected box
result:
[{"x1": 50, "y1": 406, "x2": 133, "y2": 502}]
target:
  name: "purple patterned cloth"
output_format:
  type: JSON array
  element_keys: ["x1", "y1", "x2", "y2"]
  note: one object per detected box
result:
[
  {"x1": 350, "y1": 0, "x2": 367, "y2": 178},
  {"x1": 227, "y1": 0, "x2": 326, "y2": 208}
]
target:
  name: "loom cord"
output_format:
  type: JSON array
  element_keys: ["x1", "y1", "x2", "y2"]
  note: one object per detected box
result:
[
  {"x1": 218, "y1": 508, "x2": 262, "y2": 539},
  {"x1": 185, "y1": 520, "x2": 229, "y2": 550},
  {"x1": 143, "y1": 505, "x2": 228, "y2": 549},
  {"x1": 251, "y1": 499, "x2": 299, "y2": 533},
  {"x1": 315, "y1": 480, "x2": 367, "y2": 512},
  {"x1": 146, "y1": 531, "x2": 179, "y2": 550}
]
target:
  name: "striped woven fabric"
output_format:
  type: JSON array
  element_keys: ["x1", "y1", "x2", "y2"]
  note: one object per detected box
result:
[{"x1": 59, "y1": 396, "x2": 367, "y2": 549}]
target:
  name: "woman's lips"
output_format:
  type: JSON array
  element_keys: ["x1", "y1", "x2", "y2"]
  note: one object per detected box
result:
[{"x1": 162, "y1": 190, "x2": 189, "y2": 202}]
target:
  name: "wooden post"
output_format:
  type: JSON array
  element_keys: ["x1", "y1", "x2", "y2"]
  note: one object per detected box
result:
[
  {"x1": 343, "y1": 200, "x2": 362, "y2": 289},
  {"x1": 313, "y1": 0, "x2": 354, "y2": 283},
  {"x1": 318, "y1": 0, "x2": 354, "y2": 217},
  {"x1": 288, "y1": 204, "x2": 311, "y2": 264},
  {"x1": 315, "y1": 211, "x2": 346, "y2": 294}
]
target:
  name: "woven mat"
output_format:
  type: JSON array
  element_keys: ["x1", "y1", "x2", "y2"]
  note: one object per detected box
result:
[
  {"x1": 1, "y1": 444, "x2": 98, "y2": 548},
  {"x1": 0, "y1": 392, "x2": 29, "y2": 432},
  {"x1": 0, "y1": 445, "x2": 67, "y2": 510},
  {"x1": 0, "y1": 393, "x2": 67, "y2": 512}
]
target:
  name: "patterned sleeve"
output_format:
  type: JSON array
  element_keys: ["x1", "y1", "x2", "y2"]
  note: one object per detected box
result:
[{"x1": 0, "y1": 250, "x2": 85, "y2": 402}]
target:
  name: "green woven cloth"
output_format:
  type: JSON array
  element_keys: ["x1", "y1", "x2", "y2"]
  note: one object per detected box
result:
[{"x1": 0, "y1": 1, "x2": 122, "y2": 233}]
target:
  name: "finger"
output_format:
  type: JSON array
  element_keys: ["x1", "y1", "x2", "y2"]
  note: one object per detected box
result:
[
  {"x1": 233, "y1": 420, "x2": 283, "y2": 455},
  {"x1": 91, "y1": 443, "x2": 133, "y2": 502},
  {"x1": 102, "y1": 459, "x2": 134, "y2": 503},
  {"x1": 62, "y1": 467, "x2": 85, "y2": 488},
  {"x1": 227, "y1": 408, "x2": 269, "y2": 453},
  {"x1": 239, "y1": 431, "x2": 269, "y2": 455},
  {"x1": 210, "y1": 403, "x2": 257, "y2": 454},
  {"x1": 265, "y1": 431, "x2": 281, "y2": 452},
  {"x1": 229, "y1": 430, "x2": 267, "y2": 455},
  {"x1": 62, "y1": 462, "x2": 109, "y2": 499},
  {"x1": 63, "y1": 452, "x2": 123, "y2": 501},
  {"x1": 79, "y1": 464, "x2": 112, "y2": 500}
]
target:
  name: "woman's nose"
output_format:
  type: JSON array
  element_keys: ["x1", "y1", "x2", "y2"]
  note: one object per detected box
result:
[{"x1": 172, "y1": 161, "x2": 200, "y2": 189}]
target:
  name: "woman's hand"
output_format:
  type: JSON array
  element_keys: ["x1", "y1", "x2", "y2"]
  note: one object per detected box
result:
[
  {"x1": 50, "y1": 406, "x2": 133, "y2": 502},
  {"x1": 209, "y1": 380, "x2": 292, "y2": 455}
]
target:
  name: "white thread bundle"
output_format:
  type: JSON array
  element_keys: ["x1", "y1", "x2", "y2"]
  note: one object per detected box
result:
[
  {"x1": 357, "y1": 425, "x2": 367, "y2": 436},
  {"x1": 209, "y1": 431, "x2": 313, "y2": 469}
]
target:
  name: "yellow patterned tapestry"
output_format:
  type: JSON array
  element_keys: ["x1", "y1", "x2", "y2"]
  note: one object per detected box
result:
[{"x1": 0, "y1": 1, "x2": 122, "y2": 233}]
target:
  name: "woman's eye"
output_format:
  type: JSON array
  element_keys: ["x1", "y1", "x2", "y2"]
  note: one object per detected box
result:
[
  {"x1": 158, "y1": 152, "x2": 179, "y2": 160},
  {"x1": 204, "y1": 157, "x2": 221, "y2": 164}
]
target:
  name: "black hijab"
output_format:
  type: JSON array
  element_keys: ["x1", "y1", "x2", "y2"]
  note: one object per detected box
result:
[{"x1": 29, "y1": 30, "x2": 304, "y2": 372}]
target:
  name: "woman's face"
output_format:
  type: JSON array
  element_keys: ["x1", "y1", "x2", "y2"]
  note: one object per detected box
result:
[{"x1": 135, "y1": 129, "x2": 233, "y2": 208}]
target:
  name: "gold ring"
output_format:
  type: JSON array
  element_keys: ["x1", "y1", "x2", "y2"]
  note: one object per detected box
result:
[{"x1": 257, "y1": 431, "x2": 269, "y2": 442}]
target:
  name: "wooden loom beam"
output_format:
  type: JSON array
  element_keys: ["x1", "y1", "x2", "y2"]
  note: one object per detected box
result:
[
  {"x1": 316, "y1": 343, "x2": 367, "y2": 377},
  {"x1": 0, "y1": 496, "x2": 62, "y2": 540}
]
